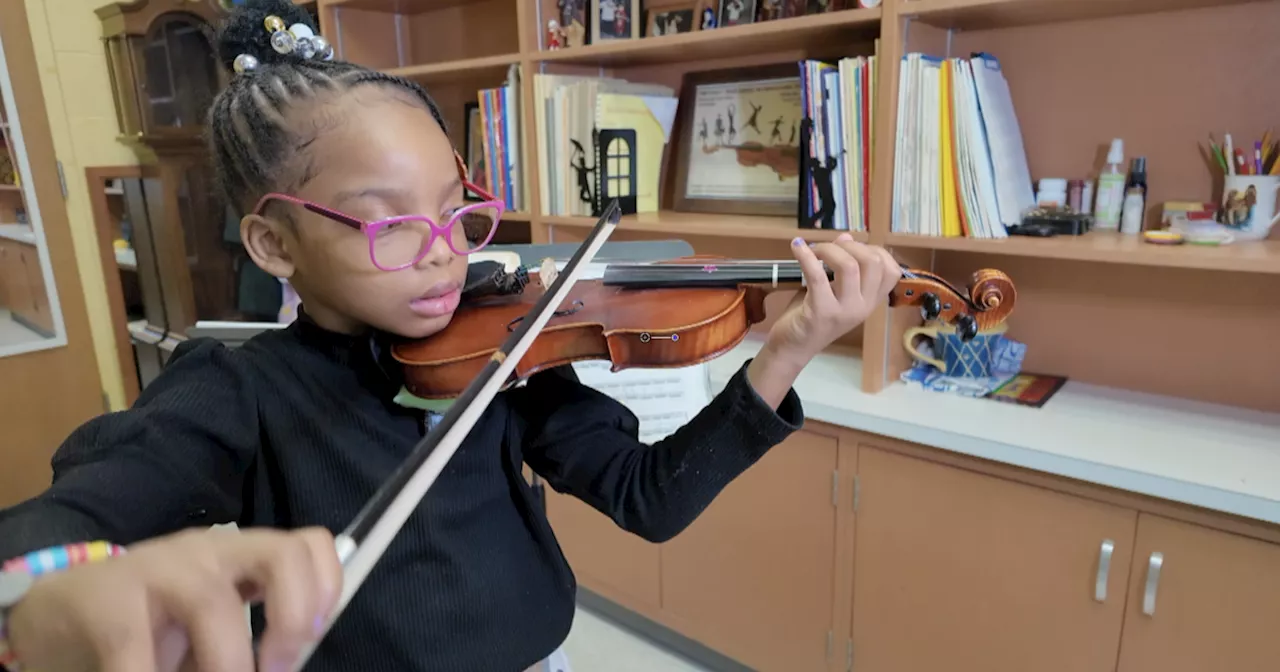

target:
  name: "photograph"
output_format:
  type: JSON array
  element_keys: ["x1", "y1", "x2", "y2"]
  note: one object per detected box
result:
[
  {"x1": 648, "y1": 7, "x2": 696, "y2": 36},
  {"x1": 592, "y1": 0, "x2": 641, "y2": 40},
  {"x1": 806, "y1": 0, "x2": 843, "y2": 12},
  {"x1": 718, "y1": 0, "x2": 757, "y2": 27},
  {"x1": 758, "y1": 0, "x2": 785, "y2": 21},
  {"x1": 557, "y1": 0, "x2": 589, "y2": 47},
  {"x1": 462, "y1": 102, "x2": 487, "y2": 200},
  {"x1": 673, "y1": 64, "x2": 803, "y2": 216}
]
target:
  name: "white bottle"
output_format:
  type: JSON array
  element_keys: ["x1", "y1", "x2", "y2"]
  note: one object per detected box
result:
[
  {"x1": 1119, "y1": 187, "x2": 1145, "y2": 234},
  {"x1": 1094, "y1": 139, "x2": 1126, "y2": 230}
]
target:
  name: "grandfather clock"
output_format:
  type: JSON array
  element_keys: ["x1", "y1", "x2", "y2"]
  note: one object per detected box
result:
[{"x1": 98, "y1": 0, "x2": 238, "y2": 334}]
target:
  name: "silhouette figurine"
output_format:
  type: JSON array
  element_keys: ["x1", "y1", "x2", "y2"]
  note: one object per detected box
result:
[
  {"x1": 726, "y1": 104, "x2": 737, "y2": 143},
  {"x1": 788, "y1": 120, "x2": 797, "y2": 145},
  {"x1": 569, "y1": 139, "x2": 595, "y2": 206},
  {"x1": 769, "y1": 116, "x2": 784, "y2": 143},
  {"x1": 698, "y1": 118, "x2": 709, "y2": 146},
  {"x1": 714, "y1": 114, "x2": 725, "y2": 144},
  {"x1": 809, "y1": 154, "x2": 839, "y2": 229},
  {"x1": 744, "y1": 101, "x2": 763, "y2": 134}
]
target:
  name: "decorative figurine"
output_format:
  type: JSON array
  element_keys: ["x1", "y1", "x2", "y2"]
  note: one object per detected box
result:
[
  {"x1": 701, "y1": 7, "x2": 717, "y2": 29},
  {"x1": 547, "y1": 19, "x2": 564, "y2": 49}
]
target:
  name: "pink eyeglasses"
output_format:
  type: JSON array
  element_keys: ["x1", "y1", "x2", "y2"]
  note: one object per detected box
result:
[{"x1": 251, "y1": 181, "x2": 505, "y2": 272}]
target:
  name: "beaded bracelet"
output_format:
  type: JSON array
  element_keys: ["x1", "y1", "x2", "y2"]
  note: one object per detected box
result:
[{"x1": 0, "y1": 541, "x2": 127, "y2": 671}]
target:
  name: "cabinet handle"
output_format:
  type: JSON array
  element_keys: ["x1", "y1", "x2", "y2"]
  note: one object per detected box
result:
[
  {"x1": 1094, "y1": 539, "x2": 1115, "y2": 602},
  {"x1": 1142, "y1": 551, "x2": 1164, "y2": 616}
]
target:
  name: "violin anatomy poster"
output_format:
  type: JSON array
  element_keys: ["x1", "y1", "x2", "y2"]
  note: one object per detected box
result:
[{"x1": 681, "y1": 74, "x2": 802, "y2": 206}]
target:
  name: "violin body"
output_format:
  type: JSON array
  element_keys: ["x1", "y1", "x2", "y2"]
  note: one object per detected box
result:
[{"x1": 392, "y1": 276, "x2": 771, "y2": 399}]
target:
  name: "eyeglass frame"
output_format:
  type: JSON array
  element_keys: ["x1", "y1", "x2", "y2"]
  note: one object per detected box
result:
[{"x1": 249, "y1": 178, "x2": 505, "y2": 272}]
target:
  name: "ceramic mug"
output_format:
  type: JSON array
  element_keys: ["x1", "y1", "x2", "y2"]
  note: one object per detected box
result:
[
  {"x1": 1219, "y1": 175, "x2": 1280, "y2": 241},
  {"x1": 903, "y1": 321, "x2": 1008, "y2": 378}
]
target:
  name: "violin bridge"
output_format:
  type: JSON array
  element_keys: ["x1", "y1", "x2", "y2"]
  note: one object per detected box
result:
[{"x1": 539, "y1": 257, "x2": 560, "y2": 289}]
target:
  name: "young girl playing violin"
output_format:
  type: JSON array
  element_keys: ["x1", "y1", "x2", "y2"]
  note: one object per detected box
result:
[{"x1": 0, "y1": 1, "x2": 899, "y2": 670}]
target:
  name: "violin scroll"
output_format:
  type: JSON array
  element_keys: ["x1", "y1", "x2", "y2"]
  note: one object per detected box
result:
[{"x1": 889, "y1": 266, "x2": 1016, "y2": 340}]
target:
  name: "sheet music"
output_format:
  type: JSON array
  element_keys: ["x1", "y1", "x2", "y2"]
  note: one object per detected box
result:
[
  {"x1": 547, "y1": 259, "x2": 713, "y2": 443},
  {"x1": 572, "y1": 359, "x2": 713, "y2": 444}
]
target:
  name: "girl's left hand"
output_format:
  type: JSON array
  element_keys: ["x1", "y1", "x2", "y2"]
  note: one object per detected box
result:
[{"x1": 746, "y1": 233, "x2": 900, "y2": 407}]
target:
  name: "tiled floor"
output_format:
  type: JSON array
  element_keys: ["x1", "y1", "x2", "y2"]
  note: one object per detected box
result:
[
  {"x1": 0, "y1": 310, "x2": 45, "y2": 348},
  {"x1": 563, "y1": 607, "x2": 711, "y2": 672}
]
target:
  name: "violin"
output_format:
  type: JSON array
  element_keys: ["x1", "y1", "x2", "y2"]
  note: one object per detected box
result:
[{"x1": 391, "y1": 253, "x2": 1017, "y2": 400}]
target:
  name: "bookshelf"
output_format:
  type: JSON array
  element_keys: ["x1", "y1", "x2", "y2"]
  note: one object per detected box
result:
[{"x1": 313, "y1": 0, "x2": 1280, "y2": 415}]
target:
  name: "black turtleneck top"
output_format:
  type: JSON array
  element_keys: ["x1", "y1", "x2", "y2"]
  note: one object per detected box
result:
[{"x1": 0, "y1": 315, "x2": 803, "y2": 671}]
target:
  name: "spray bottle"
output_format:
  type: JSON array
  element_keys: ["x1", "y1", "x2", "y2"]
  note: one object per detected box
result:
[{"x1": 1094, "y1": 139, "x2": 1126, "y2": 230}]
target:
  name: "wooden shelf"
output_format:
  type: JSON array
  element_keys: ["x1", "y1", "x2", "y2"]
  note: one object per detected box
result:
[
  {"x1": 901, "y1": 0, "x2": 1269, "y2": 30},
  {"x1": 885, "y1": 232, "x2": 1280, "y2": 274},
  {"x1": 322, "y1": 0, "x2": 474, "y2": 13},
  {"x1": 544, "y1": 211, "x2": 865, "y2": 242},
  {"x1": 501, "y1": 211, "x2": 532, "y2": 223},
  {"x1": 536, "y1": 8, "x2": 881, "y2": 67},
  {"x1": 387, "y1": 53, "x2": 521, "y2": 86}
]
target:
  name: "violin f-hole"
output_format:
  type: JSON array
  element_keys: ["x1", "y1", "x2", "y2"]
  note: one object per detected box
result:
[{"x1": 506, "y1": 299, "x2": 585, "y2": 332}]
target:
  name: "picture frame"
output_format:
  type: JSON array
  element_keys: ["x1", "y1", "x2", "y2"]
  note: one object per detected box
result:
[
  {"x1": 555, "y1": 0, "x2": 590, "y2": 47},
  {"x1": 591, "y1": 0, "x2": 641, "y2": 40},
  {"x1": 672, "y1": 63, "x2": 803, "y2": 216},
  {"x1": 646, "y1": 3, "x2": 698, "y2": 36},
  {"x1": 462, "y1": 102, "x2": 487, "y2": 201},
  {"x1": 718, "y1": 0, "x2": 757, "y2": 27}
]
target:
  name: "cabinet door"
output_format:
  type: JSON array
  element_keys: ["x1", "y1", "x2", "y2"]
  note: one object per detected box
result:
[
  {"x1": 852, "y1": 446, "x2": 1136, "y2": 672},
  {"x1": 544, "y1": 488, "x2": 662, "y2": 613},
  {"x1": 19, "y1": 243, "x2": 52, "y2": 333},
  {"x1": 661, "y1": 429, "x2": 840, "y2": 671},
  {"x1": 0, "y1": 240, "x2": 15, "y2": 308},
  {"x1": 1117, "y1": 514, "x2": 1280, "y2": 671}
]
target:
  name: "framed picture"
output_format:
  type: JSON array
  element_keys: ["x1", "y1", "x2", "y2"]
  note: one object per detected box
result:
[
  {"x1": 556, "y1": 0, "x2": 589, "y2": 47},
  {"x1": 672, "y1": 64, "x2": 803, "y2": 216},
  {"x1": 592, "y1": 0, "x2": 640, "y2": 40},
  {"x1": 758, "y1": 0, "x2": 785, "y2": 21},
  {"x1": 462, "y1": 102, "x2": 487, "y2": 201},
  {"x1": 647, "y1": 4, "x2": 697, "y2": 36},
  {"x1": 718, "y1": 0, "x2": 757, "y2": 27}
]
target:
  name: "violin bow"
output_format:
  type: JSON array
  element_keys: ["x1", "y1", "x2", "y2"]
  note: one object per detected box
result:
[{"x1": 286, "y1": 200, "x2": 622, "y2": 670}]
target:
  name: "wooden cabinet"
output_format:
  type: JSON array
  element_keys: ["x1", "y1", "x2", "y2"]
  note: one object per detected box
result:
[
  {"x1": 851, "y1": 446, "x2": 1136, "y2": 672},
  {"x1": 546, "y1": 488, "x2": 663, "y2": 612},
  {"x1": 546, "y1": 428, "x2": 842, "y2": 670},
  {"x1": 661, "y1": 430, "x2": 839, "y2": 671},
  {"x1": 0, "y1": 238, "x2": 53, "y2": 335},
  {"x1": 1116, "y1": 514, "x2": 1280, "y2": 671},
  {"x1": 546, "y1": 423, "x2": 1280, "y2": 672}
]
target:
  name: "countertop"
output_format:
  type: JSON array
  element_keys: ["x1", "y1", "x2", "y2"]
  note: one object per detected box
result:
[
  {"x1": 707, "y1": 336, "x2": 1280, "y2": 527},
  {"x1": 0, "y1": 224, "x2": 35, "y2": 245}
]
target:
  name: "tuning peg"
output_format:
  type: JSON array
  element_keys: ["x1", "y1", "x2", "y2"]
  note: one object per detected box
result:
[
  {"x1": 919, "y1": 292, "x2": 942, "y2": 321},
  {"x1": 955, "y1": 314, "x2": 979, "y2": 342}
]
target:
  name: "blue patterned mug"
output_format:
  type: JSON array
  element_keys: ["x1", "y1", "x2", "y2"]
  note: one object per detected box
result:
[{"x1": 903, "y1": 321, "x2": 1009, "y2": 378}]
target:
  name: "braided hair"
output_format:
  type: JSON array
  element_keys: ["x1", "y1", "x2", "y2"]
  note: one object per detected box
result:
[{"x1": 208, "y1": 0, "x2": 447, "y2": 216}]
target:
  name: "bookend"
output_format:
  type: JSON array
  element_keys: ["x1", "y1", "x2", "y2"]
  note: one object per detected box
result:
[
  {"x1": 591, "y1": 127, "x2": 639, "y2": 217},
  {"x1": 797, "y1": 117, "x2": 838, "y2": 230}
]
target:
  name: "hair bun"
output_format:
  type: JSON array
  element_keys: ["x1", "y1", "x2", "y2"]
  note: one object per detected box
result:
[{"x1": 217, "y1": 0, "x2": 325, "y2": 72}]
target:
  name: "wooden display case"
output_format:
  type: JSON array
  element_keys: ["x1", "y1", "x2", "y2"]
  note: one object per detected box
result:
[{"x1": 98, "y1": 0, "x2": 239, "y2": 333}]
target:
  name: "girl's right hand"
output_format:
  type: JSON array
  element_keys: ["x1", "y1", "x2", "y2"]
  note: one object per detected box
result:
[{"x1": 6, "y1": 526, "x2": 342, "y2": 672}]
